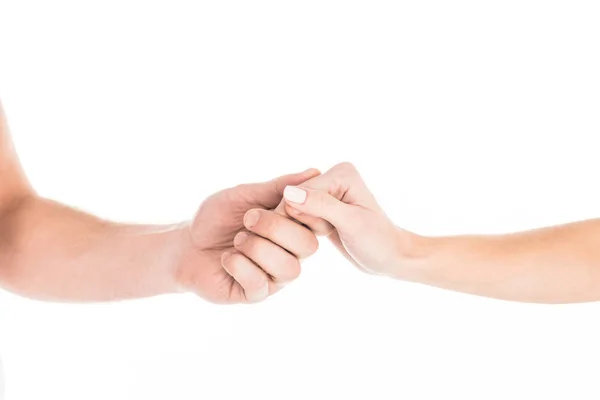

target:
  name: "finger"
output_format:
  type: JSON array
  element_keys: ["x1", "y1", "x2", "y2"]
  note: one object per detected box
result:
[
  {"x1": 270, "y1": 168, "x2": 321, "y2": 198},
  {"x1": 221, "y1": 252, "x2": 270, "y2": 303},
  {"x1": 292, "y1": 162, "x2": 379, "y2": 209},
  {"x1": 284, "y1": 204, "x2": 335, "y2": 237},
  {"x1": 274, "y1": 196, "x2": 333, "y2": 236},
  {"x1": 243, "y1": 209, "x2": 319, "y2": 258},
  {"x1": 272, "y1": 169, "x2": 320, "y2": 217},
  {"x1": 233, "y1": 232, "x2": 302, "y2": 283},
  {"x1": 283, "y1": 185, "x2": 355, "y2": 230},
  {"x1": 250, "y1": 168, "x2": 321, "y2": 209}
]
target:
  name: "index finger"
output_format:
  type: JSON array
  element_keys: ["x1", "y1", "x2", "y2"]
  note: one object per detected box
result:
[{"x1": 243, "y1": 208, "x2": 319, "y2": 259}]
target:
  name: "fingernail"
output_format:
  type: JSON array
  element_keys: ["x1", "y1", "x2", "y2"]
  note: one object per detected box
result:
[
  {"x1": 234, "y1": 232, "x2": 249, "y2": 247},
  {"x1": 284, "y1": 186, "x2": 307, "y2": 204},
  {"x1": 244, "y1": 210, "x2": 260, "y2": 228},
  {"x1": 222, "y1": 252, "x2": 232, "y2": 262}
]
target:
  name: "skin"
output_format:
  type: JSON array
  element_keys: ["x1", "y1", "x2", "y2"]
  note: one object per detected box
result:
[
  {"x1": 0, "y1": 101, "x2": 319, "y2": 304},
  {"x1": 4, "y1": 97, "x2": 599, "y2": 305},
  {"x1": 276, "y1": 162, "x2": 600, "y2": 304}
]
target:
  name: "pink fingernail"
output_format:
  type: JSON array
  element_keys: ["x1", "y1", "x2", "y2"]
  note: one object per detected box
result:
[{"x1": 284, "y1": 186, "x2": 307, "y2": 204}]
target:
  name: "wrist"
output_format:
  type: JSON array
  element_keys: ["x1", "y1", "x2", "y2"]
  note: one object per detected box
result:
[
  {"x1": 119, "y1": 221, "x2": 191, "y2": 296},
  {"x1": 161, "y1": 222, "x2": 193, "y2": 294},
  {"x1": 389, "y1": 227, "x2": 436, "y2": 281}
]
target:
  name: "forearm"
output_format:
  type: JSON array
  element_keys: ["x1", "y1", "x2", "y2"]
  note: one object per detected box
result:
[
  {"x1": 398, "y1": 219, "x2": 600, "y2": 303},
  {"x1": 0, "y1": 195, "x2": 187, "y2": 302}
]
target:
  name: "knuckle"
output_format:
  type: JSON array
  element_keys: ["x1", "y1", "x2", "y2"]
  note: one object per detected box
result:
[
  {"x1": 328, "y1": 162, "x2": 359, "y2": 199},
  {"x1": 232, "y1": 183, "x2": 260, "y2": 201},
  {"x1": 336, "y1": 161, "x2": 358, "y2": 175}
]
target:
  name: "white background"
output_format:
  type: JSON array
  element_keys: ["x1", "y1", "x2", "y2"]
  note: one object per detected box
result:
[{"x1": 1, "y1": 1, "x2": 600, "y2": 399}]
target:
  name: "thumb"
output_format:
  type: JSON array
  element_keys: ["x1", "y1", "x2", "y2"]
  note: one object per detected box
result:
[
  {"x1": 250, "y1": 168, "x2": 321, "y2": 209},
  {"x1": 283, "y1": 185, "x2": 354, "y2": 230}
]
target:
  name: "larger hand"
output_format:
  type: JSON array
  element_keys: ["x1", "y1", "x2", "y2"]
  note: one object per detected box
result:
[{"x1": 175, "y1": 169, "x2": 320, "y2": 304}]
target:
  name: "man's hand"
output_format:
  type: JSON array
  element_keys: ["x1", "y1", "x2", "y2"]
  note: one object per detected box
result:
[
  {"x1": 2, "y1": 98, "x2": 319, "y2": 302},
  {"x1": 175, "y1": 169, "x2": 320, "y2": 304}
]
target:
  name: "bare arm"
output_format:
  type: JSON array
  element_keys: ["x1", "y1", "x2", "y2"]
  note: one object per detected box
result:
[
  {"x1": 0, "y1": 101, "x2": 322, "y2": 304},
  {"x1": 0, "y1": 102, "x2": 184, "y2": 302},
  {"x1": 398, "y1": 220, "x2": 600, "y2": 303},
  {"x1": 279, "y1": 162, "x2": 600, "y2": 304}
]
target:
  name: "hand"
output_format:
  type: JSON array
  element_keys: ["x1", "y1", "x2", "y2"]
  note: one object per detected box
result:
[
  {"x1": 274, "y1": 163, "x2": 421, "y2": 278},
  {"x1": 175, "y1": 169, "x2": 320, "y2": 304}
]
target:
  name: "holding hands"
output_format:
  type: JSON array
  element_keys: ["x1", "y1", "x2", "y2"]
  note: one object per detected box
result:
[
  {"x1": 277, "y1": 162, "x2": 415, "y2": 278},
  {"x1": 176, "y1": 162, "x2": 414, "y2": 305},
  {"x1": 5, "y1": 96, "x2": 600, "y2": 306},
  {"x1": 4, "y1": 102, "x2": 600, "y2": 307},
  {"x1": 174, "y1": 168, "x2": 321, "y2": 304},
  {"x1": 196, "y1": 161, "x2": 600, "y2": 305},
  {"x1": 179, "y1": 162, "x2": 421, "y2": 305}
]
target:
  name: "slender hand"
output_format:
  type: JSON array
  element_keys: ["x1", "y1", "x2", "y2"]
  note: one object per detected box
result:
[
  {"x1": 0, "y1": 102, "x2": 318, "y2": 304},
  {"x1": 276, "y1": 162, "x2": 600, "y2": 304}
]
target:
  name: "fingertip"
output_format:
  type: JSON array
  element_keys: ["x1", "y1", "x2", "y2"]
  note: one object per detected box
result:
[
  {"x1": 233, "y1": 231, "x2": 249, "y2": 247},
  {"x1": 283, "y1": 186, "x2": 307, "y2": 204},
  {"x1": 243, "y1": 209, "x2": 261, "y2": 228},
  {"x1": 221, "y1": 252, "x2": 270, "y2": 304}
]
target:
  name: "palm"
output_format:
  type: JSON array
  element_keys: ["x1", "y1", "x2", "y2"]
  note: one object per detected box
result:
[{"x1": 331, "y1": 210, "x2": 401, "y2": 275}]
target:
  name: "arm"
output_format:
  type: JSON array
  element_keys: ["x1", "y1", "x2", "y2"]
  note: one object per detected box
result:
[
  {"x1": 1, "y1": 101, "x2": 319, "y2": 303},
  {"x1": 400, "y1": 221, "x2": 600, "y2": 303},
  {"x1": 0, "y1": 197, "x2": 186, "y2": 302},
  {"x1": 278, "y1": 162, "x2": 600, "y2": 304},
  {"x1": 0, "y1": 102, "x2": 184, "y2": 301}
]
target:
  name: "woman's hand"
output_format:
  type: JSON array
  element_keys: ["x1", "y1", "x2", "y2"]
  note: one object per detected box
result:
[
  {"x1": 275, "y1": 162, "x2": 600, "y2": 304},
  {"x1": 274, "y1": 162, "x2": 423, "y2": 278}
]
